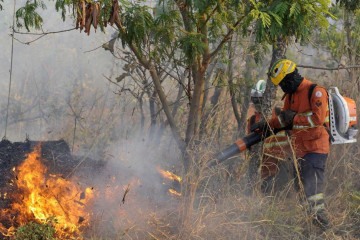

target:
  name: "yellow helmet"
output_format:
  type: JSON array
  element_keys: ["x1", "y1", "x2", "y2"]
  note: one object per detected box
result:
[{"x1": 269, "y1": 59, "x2": 296, "y2": 85}]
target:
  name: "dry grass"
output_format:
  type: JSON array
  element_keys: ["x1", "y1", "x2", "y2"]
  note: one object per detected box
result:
[{"x1": 81, "y1": 141, "x2": 359, "y2": 240}]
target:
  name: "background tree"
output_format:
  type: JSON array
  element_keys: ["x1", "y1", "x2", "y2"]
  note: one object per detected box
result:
[{"x1": 15, "y1": 0, "x2": 259, "y2": 168}]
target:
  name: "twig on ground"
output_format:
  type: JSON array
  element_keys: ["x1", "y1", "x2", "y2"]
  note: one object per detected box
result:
[{"x1": 122, "y1": 184, "x2": 130, "y2": 204}]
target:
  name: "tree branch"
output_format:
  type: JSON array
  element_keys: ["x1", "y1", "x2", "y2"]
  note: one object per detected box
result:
[
  {"x1": 13, "y1": 27, "x2": 76, "y2": 35},
  {"x1": 209, "y1": 15, "x2": 246, "y2": 61},
  {"x1": 12, "y1": 27, "x2": 77, "y2": 45},
  {"x1": 297, "y1": 64, "x2": 360, "y2": 70},
  {"x1": 201, "y1": 0, "x2": 224, "y2": 27}
]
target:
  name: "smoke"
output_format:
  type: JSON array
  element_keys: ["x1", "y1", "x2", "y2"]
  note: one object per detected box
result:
[
  {"x1": 0, "y1": 0, "x2": 119, "y2": 141},
  {"x1": 0, "y1": 2, "x2": 183, "y2": 237},
  {"x1": 72, "y1": 130, "x2": 182, "y2": 238}
]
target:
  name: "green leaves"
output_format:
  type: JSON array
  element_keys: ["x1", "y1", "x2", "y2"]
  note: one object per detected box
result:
[
  {"x1": 120, "y1": 5, "x2": 154, "y2": 50},
  {"x1": 16, "y1": 0, "x2": 47, "y2": 31},
  {"x1": 154, "y1": 10, "x2": 181, "y2": 46},
  {"x1": 289, "y1": 2, "x2": 300, "y2": 17},
  {"x1": 250, "y1": 0, "x2": 335, "y2": 44},
  {"x1": 316, "y1": 4, "x2": 360, "y2": 62},
  {"x1": 15, "y1": 220, "x2": 56, "y2": 240},
  {"x1": 55, "y1": 0, "x2": 72, "y2": 21},
  {"x1": 336, "y1": 0, "x2": 360, "y2": 11},
  {"x1": 179, "y1": 31, "x2": 207, "y2": 63}
]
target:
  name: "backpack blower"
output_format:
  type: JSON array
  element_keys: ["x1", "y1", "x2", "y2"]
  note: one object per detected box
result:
[{"x1": 208, "y1": 87, "x2": 358, "y2": 167}]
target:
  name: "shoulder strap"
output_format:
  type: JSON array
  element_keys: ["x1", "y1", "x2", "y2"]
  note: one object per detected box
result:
[
  {"x1": 308, "y1": 83, "x2": 334, "y2": 142},
  {"x1": 308, "y1": 83, "x2": 317, "y2": 105}
]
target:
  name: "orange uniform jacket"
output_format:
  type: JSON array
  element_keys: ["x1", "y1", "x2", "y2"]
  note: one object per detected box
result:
[{"x1": 269, "y1": 78, "x2": 330, "y2": 158}]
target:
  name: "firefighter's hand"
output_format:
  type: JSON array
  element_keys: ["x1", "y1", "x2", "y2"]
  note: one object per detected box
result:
[
  {"x1": 250, "y1": 121, "x2": 268, "y2": 133},
  {"x1": 279, "y1": 110, "x2": 296, "y2": 127}
]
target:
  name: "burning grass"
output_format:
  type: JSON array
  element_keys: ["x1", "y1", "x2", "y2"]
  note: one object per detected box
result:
[
  {"x1": 0, "y1": 137, "x2": 358, "y2": 240},
  {"x1": 0, "y1": 145, "x2": 94, "y2": 239}
]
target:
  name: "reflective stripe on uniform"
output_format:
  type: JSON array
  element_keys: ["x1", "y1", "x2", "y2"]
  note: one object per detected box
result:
[
  {"x1": 293, "y1": 111, "x2": 327, "y2": 129},
  {"x1": 275, "y1": 131, "x2": 286, "y2": 137},
  {"x1": 293, "y1": 125, "x2": 314, "y2": 129},
  {"x1": 297, "y1": 111, "x2": 313, "y2": 116},
  {"x1": 278, "y1": 115, "x2": 285, "y2": 127},
  {"x1": 308, "y1": 193, "x2": 324, "y2": 202},
  {"x1": 293, "y1": 124, "x2": 328, "y2": 129},
  {"x1": 263, "y1": 141, "x2": 289, "y2": 149},
  {"x1": 325, "y1": 116, "x2": 329, "y2": 123},
  {"x1": 266, "y1": 132, "x2": 286, "y2": 139},
  {"x1": 313, "y1": 203, "x2": 325, "y2": 211},
  {"x1": 297, "y1": 111, "x2": 316, "y2": 127},
  {"x1": 296, "y1": 109, "x2": 330, "y2": 127},
  {"x1": 307, "y1": 116, "x2": 315, "y2": 127}
]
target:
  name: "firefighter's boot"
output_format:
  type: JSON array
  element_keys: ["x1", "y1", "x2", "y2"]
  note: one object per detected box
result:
[
  {"x1": 308, "y1": 193, "x2": 331, "y2": 231},
  {"x1": 312, "y1": 209, "x2": 330, "y2": 231}
]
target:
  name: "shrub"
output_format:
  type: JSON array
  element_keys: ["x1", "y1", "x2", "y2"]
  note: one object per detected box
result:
[{"x1": 15, "y1": 221, "x2": 56, "y2": 240}]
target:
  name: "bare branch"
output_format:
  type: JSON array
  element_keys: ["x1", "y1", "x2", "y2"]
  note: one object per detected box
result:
[
  {"x1": 12, "y1": 27, "x2": 76, "y2": 45},
  {"x1": 297, "y1": 64, "x2": 360, "y2": 71},
  {"x1": 209, "y1": 15, "x2": 246, "y2": 61},
  {"x1": 13, "y1": 27, "x2": 76, "y2": 35}
]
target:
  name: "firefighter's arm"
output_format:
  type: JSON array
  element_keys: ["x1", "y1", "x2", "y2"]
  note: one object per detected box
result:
[
  {"x1": 292, "y1": 87, "x2": 328, "y2": 127},
  {"x1": 268, "y1": 95, "x2": 291, "y2": 129},
  {"x1": 246, "y1": 115, "x2": 256, "y2": 134}
]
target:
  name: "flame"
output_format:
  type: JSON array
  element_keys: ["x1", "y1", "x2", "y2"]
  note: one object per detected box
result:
[
  {"x1": 157, "y1": 167, "x2": 182, "y2": 183},
  {"x1": 1, "y1": 145, "x2": 94, "y2": 239},
  {"x1": 168, "y1": 189, "x2": 181, "y2": 197}
]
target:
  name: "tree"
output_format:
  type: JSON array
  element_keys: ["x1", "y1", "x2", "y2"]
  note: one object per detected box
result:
[
  {"x1": 315, "y1": 2, "x2": 360, "y2": 90},
  {"x1": 14, "y1": 0, "x2": 334, "y2": 172},
  {"x1": 15, "y1": 0, "x2": 258, "y2": 168}
]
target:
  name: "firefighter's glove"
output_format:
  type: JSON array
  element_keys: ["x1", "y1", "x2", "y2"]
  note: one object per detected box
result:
[
  {"x1": 279, "y1": 110, "x2": 296, "y2": 128},
  {"x1": 250, "y1": 121, "x2": 268, "y2": 133},
  {"x1": 274, "y1": 107, "x2": 282, "y2": 116}
]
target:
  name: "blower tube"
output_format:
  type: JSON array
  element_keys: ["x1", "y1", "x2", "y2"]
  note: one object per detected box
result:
[{"x1": 208, "y1": 132, "x2": 265, "y2": 167}]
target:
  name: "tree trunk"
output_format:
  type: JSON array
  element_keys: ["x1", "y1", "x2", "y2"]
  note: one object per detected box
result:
[
  {"x1": 199, "y1": 59, "x2": 220, "y2": 139},
  {"x1": 237, "y1": 55, "x2": 255, "y2": 138},
  {"x1": 148, "y1": 64, "x2": 186, "y2": 152},
  {"x1": 246, "y1": 36, "x2": 287, "y2": 195},
  {"x1": 185, "y1": 14, "x2": 210, "y2": 146},
  {"x1": 171, "y1": 70, "x2": 187, "y2": 118},
  {"x1": 228, "y1": 38, "x2": 242, "y2": 132},
  {"x1": 148, "y1": 90, "x2": 157, "y2": 137},
  {"x1": 263, "y1": 36, "x2": 287, "y2": 116},
  {"x1": 344, "y1": 13, "x2": 354, "y2": 83}
]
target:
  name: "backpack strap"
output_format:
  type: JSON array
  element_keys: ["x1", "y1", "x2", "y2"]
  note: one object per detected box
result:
[
  {"x1": 308, "y1": 83, "x2": 334, "y2": 142},
  {"x1": 308, "y1": 83, "x2": 317, "y2": 104}
]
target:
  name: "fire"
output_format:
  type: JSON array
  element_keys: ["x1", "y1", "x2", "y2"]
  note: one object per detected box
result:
[
  {"x1": 157, "y1": 167, "x2": 182, "y2": 197},
  {"x1": 157, "y1": 167, "x2": 182, "y2": 183},
  {"x1": 0, "y1": 145, "x2": 94, "y2": 239},
  {"x1": 168, "y1": 188, "x2": 181, "y2": 197}
]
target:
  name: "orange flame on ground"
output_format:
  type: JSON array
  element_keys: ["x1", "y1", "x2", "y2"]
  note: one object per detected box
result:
[
  {"x1": 157, "y1": 168, "x2": 182, "y2": 183},
  {"x1": 1, "y1": 146, "x2": 94, "y2": 239}
]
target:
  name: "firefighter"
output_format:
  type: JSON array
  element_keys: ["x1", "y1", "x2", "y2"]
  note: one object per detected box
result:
[
  {"x1": 247, "y1": 80, "x2": 291, "y2": 193},
  {"x1": 266, "y1": 59, "x2": 330, "y2": 230}
]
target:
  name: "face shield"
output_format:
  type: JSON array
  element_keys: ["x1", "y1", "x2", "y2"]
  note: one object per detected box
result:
[{"x1": 250, "y1": 89, "x2": 263, "y2": 105}]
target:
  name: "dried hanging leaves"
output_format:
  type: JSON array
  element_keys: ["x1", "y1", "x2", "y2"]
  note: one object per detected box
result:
[
  {"x1": 76, "y1": 0, "x2": 120, "y2": 36},
  {"x1": 108, "y1": 0, "x2": 120, "y2": 26}
]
